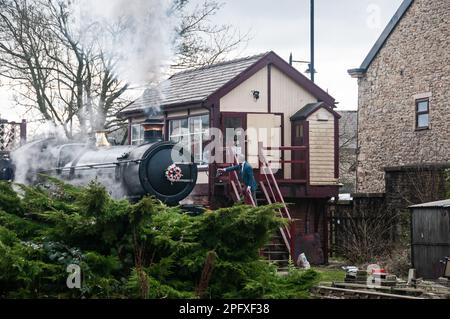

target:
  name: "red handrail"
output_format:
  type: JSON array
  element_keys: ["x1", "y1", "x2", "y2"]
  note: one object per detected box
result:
[
  {"x1": 218, "y1": 145, "x2": 293, "y2": 258},
  {"x1": 224, "y1": 147, "x2": 256, "y2": 207},
  {"x1": 258, "y1": 142, "x2": 294, "y2": 255}
]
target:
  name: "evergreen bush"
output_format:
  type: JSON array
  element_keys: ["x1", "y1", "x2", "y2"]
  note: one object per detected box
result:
[{"x1": 0, "y1": 179, "x2": 320, "y2": 299}]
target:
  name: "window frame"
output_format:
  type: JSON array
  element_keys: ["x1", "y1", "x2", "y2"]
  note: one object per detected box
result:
[
  {"x1": 415, "y1": 98, "x2": 430, "y2": 130},
  {"x1": 131, "y1": 123, "x2": 145, "y2": 145},
  {"x1": 168, "y1": 114, "x2": 210, "y2": 166}
]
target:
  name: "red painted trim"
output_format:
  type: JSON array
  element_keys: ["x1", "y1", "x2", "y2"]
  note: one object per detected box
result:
[
  {"x1": 290, "y1": 121, "x2": 296, "y2": 179},
  {"x1": 208, "y1": 51, "x2": 335, "y2": 107},
  {"x1": 293, "y1": 103, "x2": 342, "y2": 121},
  {"x1": 278, "y1": 184, "x2": 339, "y2": 199},
  {"x1": 264, "y1": 146, "x2": 307, "y2": 151},
  {"x1": 117, "y1": 109, "x2": 146, "y2": 119},
  {"x1": 209, "y1": 99, "x2": 221, "y2": 201},
  {"x1": 161, "y1": 101, "x2": 204, "y2": 111},
  {"x1": 279, "y1": 112, "x2": 285, "y2": 178},
  {"x1": 219, "y1": 111, "x2": 283, "y2": 116},
  {"x1": 334, "y1": 118, "x2": 339, "y2": 179},
  {"x1": 290, "y1": 120, "x2": 309, "y2": 182},
  {"x1": 122, "y1": 52, "x2": 336, "y2": 119},
  {"x1": 220, "y1": 111, "x2": 284, "y2": 174},
  {"x1": 322, "y1": 200, "x2": 329, "y2": 264},
  {"x1": 305, "y1": 121, "x2": 310, "y2": 187},
  {"x1": 267, "y1": 64, "x2": 272, "y2": 113}
]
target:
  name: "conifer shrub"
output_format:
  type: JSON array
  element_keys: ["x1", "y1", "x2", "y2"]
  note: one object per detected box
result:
[{"x1": 0, "y1": 179, "x2": 320, "y2": 299}]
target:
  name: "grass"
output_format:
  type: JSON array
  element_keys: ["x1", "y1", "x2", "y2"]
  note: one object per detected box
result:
[
  {"x1": 314, "y1": 268, "x2": 346, "y2": 283},
  {"x1": 280, "y1": 267, "x2": 346, "y2": 284}
]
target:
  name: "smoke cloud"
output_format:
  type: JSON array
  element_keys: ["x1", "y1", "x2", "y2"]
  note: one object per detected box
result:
[
  {"x1": 8, "y1": 1, "x2": 177, "y2": 199},
  {"x1": 71, "y1": 0, "x2": 175, "y2": 85}
]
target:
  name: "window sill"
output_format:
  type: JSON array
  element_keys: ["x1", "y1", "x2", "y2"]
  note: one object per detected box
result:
[{"x1": 415, "y1": 127, "x2": 430, "y2": 132}]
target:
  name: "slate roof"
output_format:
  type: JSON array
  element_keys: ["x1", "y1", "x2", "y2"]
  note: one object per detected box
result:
[
  {"x1": 290, "y1": 102, "x2": 325, "y2": 121},
  {"x1": 290, "y1": 102, "x2": 341, "y2": 121},
  {"x1": 121, "y1": 53, "x2": 268, "y2": 116},
  {"x1": 348, "y1": 0, "x2": 414, "y2": 76}
]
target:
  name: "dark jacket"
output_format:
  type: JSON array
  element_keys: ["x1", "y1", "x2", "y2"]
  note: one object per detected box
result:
[{"x1": 225, "y1": 161, "x2": 258, "y2": 192}]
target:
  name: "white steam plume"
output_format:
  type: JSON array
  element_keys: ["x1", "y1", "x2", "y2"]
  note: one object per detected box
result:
[{"x1": 71, "y1": 0, "x2": 175, "y2": 85}]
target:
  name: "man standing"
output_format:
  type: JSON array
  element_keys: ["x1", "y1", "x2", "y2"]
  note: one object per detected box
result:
[{"x1": 218, "y1": 158, "x2": 258, "y2": 206}]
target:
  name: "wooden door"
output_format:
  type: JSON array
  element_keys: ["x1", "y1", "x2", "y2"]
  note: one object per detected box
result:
[
  {"x1": 291, "y1": 120, "x2": 308, "y2": 181},
  {"x1": 221, "y1": 113, "x2": 247, "y2": 162}
]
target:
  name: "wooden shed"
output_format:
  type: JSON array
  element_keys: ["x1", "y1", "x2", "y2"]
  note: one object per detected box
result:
[{"x1": 410, "y1": 200, "x2": 450, "y2": 279}]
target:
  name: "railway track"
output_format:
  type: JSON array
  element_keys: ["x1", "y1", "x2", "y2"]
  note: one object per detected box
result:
[{"x1": 312, "y1": 285, "x2": 425, "y2": 299}]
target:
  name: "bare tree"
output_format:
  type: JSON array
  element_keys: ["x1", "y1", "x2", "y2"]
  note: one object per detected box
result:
[
  {"x1": 0, "y1": 0, "x2": 249, "y2": 139},
  {"x1": 333, "y1": 205, "x2": 398, "y2": 264},
  {"x1": 171, "y1": 0, "x2": 250, "y2": 70},
  {"x1": 0, "y1": 0, "x2": 130, "y2": 138},
  {"x1": 338, "y1": 111, "x2": 357, "y2": 193},
  {"x1": 402, "y1": 166, "x2": 448, "y2": 205}
]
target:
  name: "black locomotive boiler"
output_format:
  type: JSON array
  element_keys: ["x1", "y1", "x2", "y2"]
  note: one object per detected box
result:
[{"x1": 2, "y1": 121, "x2": 198, "y2": 205}]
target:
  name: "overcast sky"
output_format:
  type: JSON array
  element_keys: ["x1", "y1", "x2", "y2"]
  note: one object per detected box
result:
[
  {"x1": 0, "y1": 0, "x2": 404, "y2": 122},
  {"x1": 211, "y1": 0, "x2": 404, "y2": 110}
]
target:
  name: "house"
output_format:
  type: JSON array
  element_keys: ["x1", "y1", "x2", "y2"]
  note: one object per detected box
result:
[
  {"x1": 348, "y1": 0, "x2": 450, "y2": 194},
  {"x1": 347, "y1": 0, "x2": 449, "y2": 242},
  {"x1": 119, "y1": 51, "x2": 340, "y2": 264}
]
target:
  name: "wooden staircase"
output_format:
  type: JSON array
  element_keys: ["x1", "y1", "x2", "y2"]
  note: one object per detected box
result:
[{"x1": 223, "y1": 146, "x2": 294, "y2": 270}]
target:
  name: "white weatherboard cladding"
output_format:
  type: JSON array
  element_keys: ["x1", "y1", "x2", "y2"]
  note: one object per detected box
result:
[
  {"x1": 270, "y1": 66, "x2": 317, "y2": 179},
  {"x1": 308, "y1": 108, "x2": 337, "y2": 185},
  {"x1": 220, "y1": 66, "x2": 269, "y2": 113}
]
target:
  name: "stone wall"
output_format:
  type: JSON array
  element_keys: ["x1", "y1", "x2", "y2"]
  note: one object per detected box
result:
[
  {"x1": 356, "y1": 0, "x2": 450, "y2": 193},
  {"x1": 329, "y1": 164, "x2": 449, "y2": 256},
  {"x1": 384, "y1": 165, "x2": 449, "y2": 233}
]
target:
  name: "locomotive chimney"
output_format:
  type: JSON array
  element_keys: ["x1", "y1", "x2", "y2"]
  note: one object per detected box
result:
[
  {"x1": 142, "y1": 119, "x2": 164, "y2": 144},
  {"x1": 95, "y1": 130, "x2": 111, "y2": 148}
]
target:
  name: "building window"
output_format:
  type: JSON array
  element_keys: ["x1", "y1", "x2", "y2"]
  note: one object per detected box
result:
[
  {"x1": 131, "y1": 124, "x2": 144, "y2": 145},
  {"x1": 416, "y1": 98, "x2": 430, "y2": 129},
  {"x1": 169, "y1": 114, "x2": 210, "y2": 165}
]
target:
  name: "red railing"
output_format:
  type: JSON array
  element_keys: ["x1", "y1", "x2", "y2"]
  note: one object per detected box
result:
[
  {"x1": 216, "y1": 143, "x2": 308, "y2": 257},
  {"x1": 224, "y1": 147, "x2": 256, "y2": 206},
  {"x1": 261, "y1": 144, "x2": 309, "y2": 185},
  {"x1": 258, "y1": 142, "x2": 293, "y2": 255}
]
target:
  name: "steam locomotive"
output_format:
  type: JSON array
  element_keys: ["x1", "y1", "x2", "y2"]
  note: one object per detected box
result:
[{"x1": 0, "y1": 120, "x2": 198, "y2": 205}]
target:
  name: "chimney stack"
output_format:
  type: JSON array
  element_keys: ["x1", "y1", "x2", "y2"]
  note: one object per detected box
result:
[
  {"x1": 95, "y1": 130, "x2": 111, "y2": 148},
  {"x1": 142, "y1": 119, "x2": 164, "y2": 144}
]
